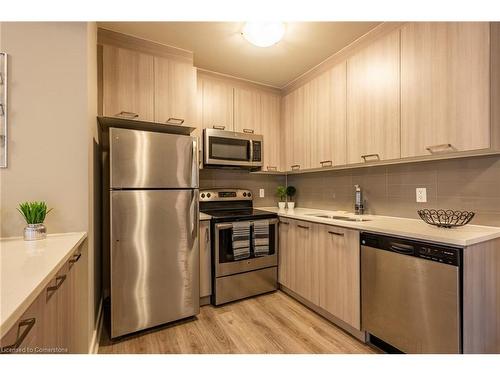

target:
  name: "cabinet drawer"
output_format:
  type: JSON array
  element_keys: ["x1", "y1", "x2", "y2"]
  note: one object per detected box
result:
[{"x1": 1, "y1": 293, "x2": 42, "y2": 354}]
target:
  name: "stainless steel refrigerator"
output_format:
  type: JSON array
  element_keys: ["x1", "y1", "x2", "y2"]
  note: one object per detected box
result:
[{"x1": 109, "y1": 127, "x2": 199, "y2": 338}]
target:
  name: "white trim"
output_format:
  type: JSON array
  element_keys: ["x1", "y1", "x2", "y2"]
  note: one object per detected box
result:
[{"x1": 89, "y1": 298, "x2": 104, "y2": 354}]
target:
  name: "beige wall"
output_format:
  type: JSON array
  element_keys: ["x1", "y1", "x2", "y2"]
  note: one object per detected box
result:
[
  {"x1": 287, "y1": 155, "x2": 500, "y2": 226},
  {"x1": 0, "y1": 22, "x2": 98, "y2": 352},
  {"x1": 200, "y1": 169, "x2": 286, "y2": 207}
]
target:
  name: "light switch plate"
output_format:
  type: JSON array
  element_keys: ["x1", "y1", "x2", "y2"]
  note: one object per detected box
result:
[
  {"x1": 416, "y1": 188, "x2": 427, "y2": 203},
  {"x1": 259, "y1": 188, "x2": 265, "y2": 198}
]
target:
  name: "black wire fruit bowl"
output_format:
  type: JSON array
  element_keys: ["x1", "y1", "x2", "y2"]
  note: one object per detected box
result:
[{"x1": 417, "y1": 209, "x2": 475, "y2": 228}]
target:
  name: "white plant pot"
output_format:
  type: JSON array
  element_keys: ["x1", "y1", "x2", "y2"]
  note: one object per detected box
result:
[
  {"x1": 287, "y1": 202, "x2": 295, "y2": 210},
  {"x1": 278, "y1": 202, "x2": 286, "y2": 210}
]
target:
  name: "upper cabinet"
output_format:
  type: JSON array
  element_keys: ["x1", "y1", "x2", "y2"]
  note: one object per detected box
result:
[
  {"x1": 154, "y1": 57, "x2": 197, "y2": 127},
  {"x1": 401, "y1": 22, "x2": 491, "y2": 157},
  {"x1": 199, "y1": 76, "x2": 234, "y2": 131},
  {"x1": 234, "y1": 87, "x2": 261, "y2": 134},
  {"x1": 260, "y1": 92, "x2": 281, "y2": 171},
  {"x1": 310, "y1": 62, "x2": 347, "y2": 168},
  {"x1": 99, "y1": 29, "x2": 196, "y2": 127},
  {"x1": 347, "y1": 29, "x2": 401, "y2": 164},
  {"x1": 102, "y1": 45, "x2": 154, "y2": 122}
]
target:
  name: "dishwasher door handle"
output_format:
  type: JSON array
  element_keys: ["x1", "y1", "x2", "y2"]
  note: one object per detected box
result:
[{"x1": 389, "y1": 244, "x2": 414, "y2": 255}]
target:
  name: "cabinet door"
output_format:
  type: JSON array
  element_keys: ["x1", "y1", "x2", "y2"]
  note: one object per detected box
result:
[
  {"x1": 347, "y1": 30, "x2": 400, "y2": 164},
  {"x1": 200, "y1": 77, "x2": 234, "y2": 131},
  {"x1": 294, "y1": 221, "x2": 318, "y2": 303},
  {"x1": 200, "y1": 221, "x2": 212, "y2": 298},
  {"x1": 102, "y1": 45, "x2": 154, "y2": 121},
  {"x1": 261, "y1": 92, "x2": 281, "y2": 171},
  {"x1": 311, "y1": 62, "x2": 347, "y2": 168},
  {"x1": 291, "y1": 86, "x2": 310, "y2": 171},
  {"x1": 39, "y1": 266, "x2": 68, "y2": 352},
  {"x1": 154, "y1": 57, "x2": 197, "y2": 127},
  {"x1": 0, "y1": 293, "x2": 42, "y2": 353},
  {"x1": 318, "y1": 225, "x2": 360, "y2": 329},
  {"x1": 278, "y1": 218, "x2": 294, "y2": 289},
  {"x1": 68, "y1": 244, "x2": 89, "y2": 353},
  {"x1": 282, "y1": 93, "x2": 294, "y2": 171},
  {"x1": 234, "y1": 87, "x2": 261, "y2": 134},
  {"x1": 401, "y1": 22, "x2": 490, "y2": 157}
]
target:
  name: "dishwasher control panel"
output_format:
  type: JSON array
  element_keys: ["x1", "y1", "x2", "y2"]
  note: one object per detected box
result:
[{"x1": 361, "y1": 233, "x2": 461, "y2": 266}]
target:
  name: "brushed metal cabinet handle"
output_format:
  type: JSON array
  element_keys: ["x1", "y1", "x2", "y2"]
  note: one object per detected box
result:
[
  {"x1": 361, "y1": 154, "x2": 380, "y2": 162},
  {"x1": 69, "y1": 253, "x2": 81, "y2": 269},
  {"x1": 328, "y1": 230, "x2": 344, "y2": 237},
  {"x1": 280, "y1": 221, "x2": 289, "y2": 225},
  {"x1": 0, "y1": 103, "x2": 4, "y2": 116},
  {"x1": 297, "y1": 224, "x2": 310, "y2": 229},
  {"x1": 320, "y1": 160, "x2": 332, "y2": 167},
  {"x1": 213, "y1": 125, "x2": 225, "y2": 130},
  {"x1": 166, "y1": 117, "x2": 185, "y2": 125},
  {"x1": 46, "y1": 275, "x2": 67, "y2": 301},
  {"x1": 115, "y1": 111, "x2": 139, "y2": 118},
  {"x1": 426, "y1": 143, "x2": 455, "y2": 154},
  {"x1": 243, "y1": 128, "x2": 254, "y2": 134},
  {"x1": 0, "y1": 318, "x2": 36, "y2": 352},
  {"x1": 267, "y1": 166, "x2": 277, "y2": 171},
  {"x1": 291, "y1": 165, "x2": 300, "y2": 170}
]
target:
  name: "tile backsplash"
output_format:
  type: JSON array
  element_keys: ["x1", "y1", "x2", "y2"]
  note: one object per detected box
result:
[
  {"x1": 287, "y1": 155, "x2": 500, "y2": 227},
  {"x1": 199, "y1": 169, "x2": 286, "y2": 207}
]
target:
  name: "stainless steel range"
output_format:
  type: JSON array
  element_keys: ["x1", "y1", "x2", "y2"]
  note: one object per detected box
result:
[{"x1": 199, "y1": 189, "x2": 278, "y2": 305}]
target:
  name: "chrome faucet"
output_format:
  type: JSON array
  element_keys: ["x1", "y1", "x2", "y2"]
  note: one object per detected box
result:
[{"x1": 354, "y1": 185, "x2": 364, "y2": 215}]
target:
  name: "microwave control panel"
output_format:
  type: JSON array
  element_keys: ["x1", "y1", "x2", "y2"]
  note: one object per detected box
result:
[{"x1": 252, "y1": 141, "x2": 262, "y2": 161}]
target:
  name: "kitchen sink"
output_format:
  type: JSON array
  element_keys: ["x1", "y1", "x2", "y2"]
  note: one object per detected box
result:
[{"x1": 305, "y1": 213, "x2": 371, "y2": 222}]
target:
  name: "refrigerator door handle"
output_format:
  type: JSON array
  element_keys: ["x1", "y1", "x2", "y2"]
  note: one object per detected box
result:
[
  {"x1": 190, "y1": 189, "x2": 199, "y2": 246},
  {"x1": 192, "y1": 139, "x2": 198, "y2": 186}
]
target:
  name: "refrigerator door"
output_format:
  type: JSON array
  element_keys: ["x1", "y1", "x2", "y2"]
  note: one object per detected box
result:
[
  {"x1": 110, "y1": 127, "x2": 198, "y2": 189},
  {"x1": 110, "y1": 189, "x2": 199, "y2": 338}
]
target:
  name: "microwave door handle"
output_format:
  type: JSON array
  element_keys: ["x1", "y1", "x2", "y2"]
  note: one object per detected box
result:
[{"x1": 249, "y1": 140, "x2": 254, "y2": 163}]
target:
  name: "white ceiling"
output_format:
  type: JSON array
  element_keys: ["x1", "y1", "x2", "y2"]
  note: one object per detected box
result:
[{"x1": 97, "y1": 22, "x2": 381, "y2": 88}]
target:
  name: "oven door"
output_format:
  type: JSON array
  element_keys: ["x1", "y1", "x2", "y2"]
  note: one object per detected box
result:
[
  {"x1": 203, "y1": 128, "x2": 263, "y2": 168},
  {"x1": 214, "y1": 219, "x2": 278, "y2": 277}
]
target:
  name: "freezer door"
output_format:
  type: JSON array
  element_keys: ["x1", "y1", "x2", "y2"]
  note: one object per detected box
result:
[
  {"x1": 110, "y1": 127, "x2": 198, "y2": 189},
  {"x1": 110, "y1": 189, "x2": 199, "y2": 338}
]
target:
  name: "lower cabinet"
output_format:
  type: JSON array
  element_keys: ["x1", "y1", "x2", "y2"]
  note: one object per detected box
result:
[
  {"x1": 200, "y1": 220, "x2": 212, "y2": 300},
  {"x1": 0, "y1": 242, "x2": 88, "y2": 354},
  {"x1": 278, "y1": 218, "x2": 360, "y2": 330}
]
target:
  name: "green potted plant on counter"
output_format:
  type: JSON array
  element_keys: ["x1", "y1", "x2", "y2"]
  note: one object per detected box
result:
[
  {"x1": 286, "y1": 186, "x2": 296, "y2": 210},
  {"x1": 277, "y1": 186, "x2": 287, "y2": 210},
  {"x1": 17, "y1": 201, "x2": 52, "y2": 241}
]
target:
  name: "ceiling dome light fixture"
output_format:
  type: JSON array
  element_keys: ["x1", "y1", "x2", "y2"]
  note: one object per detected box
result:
[{"x1": 242, "y1": 22, "x2": 285, "y2": 48}]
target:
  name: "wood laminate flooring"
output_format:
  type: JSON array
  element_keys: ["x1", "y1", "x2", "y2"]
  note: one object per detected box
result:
[{"x1": 98, "y1": 291, "x2": 378, "y2": 354}]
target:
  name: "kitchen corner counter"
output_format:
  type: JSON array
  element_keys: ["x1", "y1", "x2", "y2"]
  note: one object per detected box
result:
[
  {"x1": 0, "y1": 232, "x2": 87, "y2": 336},
  {"x1": 259, "y1": 207, "x2": 500, "y2": 247},
  {"x1": 200, "y1": 212, "x2": 211, "y2": 221}
]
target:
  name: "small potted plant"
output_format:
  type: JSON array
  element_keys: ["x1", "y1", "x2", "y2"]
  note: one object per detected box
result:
[
  {"x1": 276, "y1": 186, "x2": 287, "y2": 210},
  {"x1": 17, "y1": 201, "x2": 52, "y2": 241},
  {"x1": 286, "y1": 186, "x2": 296, "y2": 209}
]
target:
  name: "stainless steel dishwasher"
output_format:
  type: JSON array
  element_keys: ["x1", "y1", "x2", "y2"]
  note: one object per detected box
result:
[{"x1": 361, "y1": 232, "x2": 462, "y2": 354}]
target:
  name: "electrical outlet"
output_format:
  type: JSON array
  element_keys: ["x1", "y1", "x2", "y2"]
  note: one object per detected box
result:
[
  {"x1": 416, "y1": 188, "x2": 427, "y2": 203},
  {"x1": 259, "y1": 188, "x2": 265, "y2": 198}
]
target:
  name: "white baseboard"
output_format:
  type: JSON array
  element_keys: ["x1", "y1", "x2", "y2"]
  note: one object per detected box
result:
[{"x1": 89, "y1": 298, "x2": 104, "y2": 354}]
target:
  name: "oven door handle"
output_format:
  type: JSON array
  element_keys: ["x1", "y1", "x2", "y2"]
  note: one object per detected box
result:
[{"x1": 215, "y1": 219, "x2": 278, "y2": 231}]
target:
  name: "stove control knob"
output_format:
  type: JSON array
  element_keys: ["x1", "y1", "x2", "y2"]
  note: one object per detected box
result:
[
  {"x1": 247, "y1": 192, "x2": 251, "y2": 197},
  {"x1": 201, "y1": 193, "x2": 205, "y2": 198},
  {"x1": 243, "y1": 192, "x2": 247, "y2": 197},
  {"x1": 207, "y1": 193, "x2": 211, "y2": 198}
]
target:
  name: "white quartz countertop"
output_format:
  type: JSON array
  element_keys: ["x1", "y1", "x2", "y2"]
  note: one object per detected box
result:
[
  {"x1": 0, "y1": 232, "x2": 87, "y2": 336},
  {"x1": 199, "y1": 212, "x2": 211, "y2": 221},
  {"x1": 260, "y1": 207, "x2": 500, "y2": 247}
]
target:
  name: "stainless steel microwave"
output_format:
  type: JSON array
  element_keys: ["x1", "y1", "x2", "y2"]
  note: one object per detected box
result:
[{"x1": 203, "y1": 128, "x2": 263, "y2": 168}]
